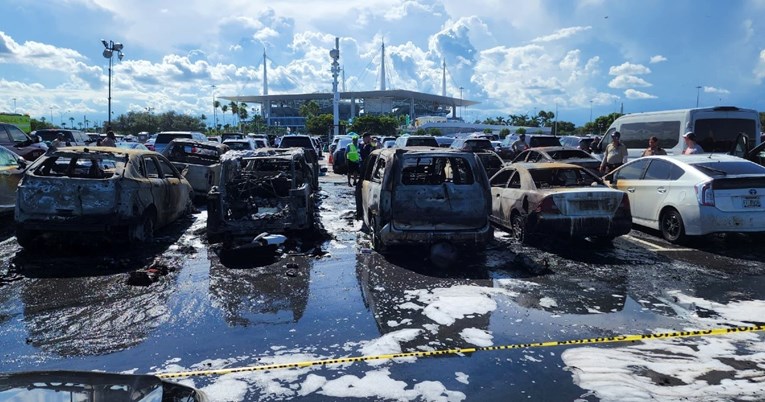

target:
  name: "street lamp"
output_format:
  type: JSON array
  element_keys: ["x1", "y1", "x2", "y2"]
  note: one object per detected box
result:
[
  {"x1": 211, "y1": 84, "x2": 217, "y2": 132},
  {"x1": 102, "y1": 39, "x2": 125, "y2": 129},
  {"x1": 589, "y1": 100, "x2": 593, "y2": 124},
  {"x1": 12, "y1": 98, "x2": 16, "y2": 113},
  {"x1": 695, "y1": 85, "x2": 702, "y2": 108}
]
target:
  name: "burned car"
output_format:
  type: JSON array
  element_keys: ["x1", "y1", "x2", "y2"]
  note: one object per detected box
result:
[
  {"x1": 360, "y1": 148, "x2": 493, "y2": 253},
  {"x1": 489, "y1": 162, "x2": 631, "y2": 244},
  {"x1": 207, "y1": 148, "x2": 317, "y2": 246},
  {"x1": 15, "y1": 146, "x2": 193, "y2": 247},
  {"x1": 161, "y1": 138, "x2": 229, "y2": 197}
]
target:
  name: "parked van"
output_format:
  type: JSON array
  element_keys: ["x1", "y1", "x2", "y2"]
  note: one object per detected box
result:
[
  {"x1": 359, "y1": 148, "x2": 493, "y2": 253},
  {"x1": 393, "y1": 135, "x2": 439, "y2": 148},
  {"x1": 596, "y1": 106, "x2": 761, "y2": 159},
  {"x1": 153, "y1": 131, "x2": 207, "y2": 154}
]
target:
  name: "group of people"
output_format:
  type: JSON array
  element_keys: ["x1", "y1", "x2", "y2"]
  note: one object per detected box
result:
[
  {"x1": 345, "y1": 132, "x2": 377, "y2": 186},
  {"x1": 598, "y1": 130, "x2": 704, "y2": 174}
]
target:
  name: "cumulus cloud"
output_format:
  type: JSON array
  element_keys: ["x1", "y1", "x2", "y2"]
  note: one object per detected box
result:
[
  {"x1": 649, "y1": 55, "x2": 667, "y2": 64},
  {"x1": 384, "y1": 0, "x2": 441, "y2": 21},
  {"x1": 609, "y1": 62, "x2": 651, "y2": 76},
  {"x1": 608, "y1": 75, "x2": 652, "y2": 89},
  {"x1": 703, "y1": 86, "x2": 729, "y2": 94},
  {"x1": 531, "y1": 26, "x2": 592, "y2": 43},
  {"x1": 755, "y1": 49, "x2": 765, "y2": 83},
  {"x1": 624, "y1": 89, "x2": 656, "y2": 99}
]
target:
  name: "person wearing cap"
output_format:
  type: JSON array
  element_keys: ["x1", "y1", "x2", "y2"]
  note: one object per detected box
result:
[
  {"x1": 641, "y1": 136, "x2": 667, "y2": 157},
  {"x1": 50, "y1": 132, "x2": 66, "y2": 149},
  {"x1": 683, "y1": 131, "x2": 704, "y2": 154},
  {"x1": 599, "y1": 131, "x2": 628, "y2": 174},
  {"x1": 511, "y1": 133, "x2": 529, "y2": 155},
  {"x1": 345, "y1": 134, "x2": 361, "y2": 186}
]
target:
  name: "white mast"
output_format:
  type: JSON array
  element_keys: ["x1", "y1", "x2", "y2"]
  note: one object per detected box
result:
[
  {"x1": 330, "y1": 37, "x2": 340, "y2": 138},
  {"x1": 262, "y1": 50, "x2": 268, "y2": 95},
  {"x1": 441, "y1": 59, "x2": 446, "y2": 97},
  {"x1": 379, "y1": 41, "x2": 386, "y2": 91}
]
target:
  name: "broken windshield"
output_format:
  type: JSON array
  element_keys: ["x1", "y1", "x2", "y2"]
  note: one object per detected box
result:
[{"x1": 32, "y1": 152, "x2": 126, "y2": 178}]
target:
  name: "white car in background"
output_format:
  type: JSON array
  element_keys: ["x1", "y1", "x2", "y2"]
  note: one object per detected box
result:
[{"x1": 604, "y1": 154, "x2": 765, "y2": 243}]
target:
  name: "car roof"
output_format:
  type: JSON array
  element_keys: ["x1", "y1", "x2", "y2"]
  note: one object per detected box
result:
[
  {"x1": 168, "y1": 138, "x2": 229, "y2": 149},
  {"x1": 374, "y1": 147, "x2": 474, "y2": 156},
  {"x1": 45, "y1": 146, "x2": 159, "y2": 157},
  {"x1": 525, "y1": 146, "x2": 590, "y2": 152},
  {"x1": 507, "y1": 162, "x2": 588, "y2": 171}
]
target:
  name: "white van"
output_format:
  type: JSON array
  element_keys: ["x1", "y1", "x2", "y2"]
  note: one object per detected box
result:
[{"x1": 597, "y1": 106, "x2": 761, "y2": 159}]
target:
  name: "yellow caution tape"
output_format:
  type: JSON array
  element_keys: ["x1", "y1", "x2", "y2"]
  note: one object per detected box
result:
[{"x1": 154, "y1": 324, "x2": 765, "y2": 379}]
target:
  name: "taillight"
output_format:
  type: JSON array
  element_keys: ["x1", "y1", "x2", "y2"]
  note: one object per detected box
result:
[
  {"x1": 695, "y1": 180, "x2": 715, "y2": 206},
  {"x1": 536, "y1": 196, "x2": 560, "y2": 213}
]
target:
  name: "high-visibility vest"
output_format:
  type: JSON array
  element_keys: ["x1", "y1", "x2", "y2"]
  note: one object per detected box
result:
[{"x1": 347, "y1": 143, "x2": 360, "y2": 162}]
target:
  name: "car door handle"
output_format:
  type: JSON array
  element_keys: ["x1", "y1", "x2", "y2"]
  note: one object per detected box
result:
[
  {"x1": 496, "y1": 193, "x2": 501, "y2": 197},
  {"x1": 627, "y1": 187, "x2": 635, "y2": 193},
  {"x1": 657, "y1": 187, "x2": 666, "y2": 194}
]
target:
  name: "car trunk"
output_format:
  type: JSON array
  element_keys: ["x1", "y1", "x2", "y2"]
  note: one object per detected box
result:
[
  {"x1": 17, "y1": 176, "x2": 119, "y2": 216},
  {"x1": 549, "y1": 190, "x2": 623, "y2": 217},
  {"x1": 391, "y1": 155, "x2": 487, "y2": 230},
  {"x1": 711, "y1": 176, "x2": 765, "y2": 212}
]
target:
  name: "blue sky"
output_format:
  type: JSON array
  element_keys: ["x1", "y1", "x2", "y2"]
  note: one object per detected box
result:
[{"x1": 1, "y1": 0, "x2": 765, "y2": 129}]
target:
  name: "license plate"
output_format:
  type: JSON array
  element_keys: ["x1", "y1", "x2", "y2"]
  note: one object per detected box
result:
[
  {"x1": 744, "y1": 197, "x2": 761, "y2": 208},
  {"x1": 579, "y1": 200, "x2": 600, "y2": 210}
]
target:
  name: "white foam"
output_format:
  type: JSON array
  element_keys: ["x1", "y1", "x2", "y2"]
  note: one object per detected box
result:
[
  {"x1": 460, "y1": 328, "x2": 493, "y2": 347},
  {"x1": 539, "y1": 297, "x2": 558, "y2": 308},
  {"x1": 409, "y1": 285, "x2": 509, "y2": 326},
  {"x1": 455, "y1": 372, "x2": 469, "y2": 385},
  {"x1": 360, "y1": 328, "x2": 422, "y2": 366}
]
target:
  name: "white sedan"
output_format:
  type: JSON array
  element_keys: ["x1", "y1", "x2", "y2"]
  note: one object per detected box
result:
[{"x1": 603, "y1": 154, "x2": 765, "y2": 243}]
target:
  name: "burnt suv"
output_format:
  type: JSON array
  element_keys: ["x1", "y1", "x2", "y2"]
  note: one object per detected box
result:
[{"x1": 359, "y1": 148, "x2": 493, "y2": 253}]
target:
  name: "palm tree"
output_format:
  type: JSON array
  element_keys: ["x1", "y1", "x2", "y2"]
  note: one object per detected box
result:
[
  {"x1": 221, "y1": 105, "x2": 228, "y2": 126},
  {"x1": 229, "y1": 101, "x2": 239, "y2": 129},
  {"x1": 69, "y1": 117, "x2": 75, "y2": 128}
]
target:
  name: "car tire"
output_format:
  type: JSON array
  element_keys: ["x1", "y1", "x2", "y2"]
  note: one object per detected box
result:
[
  {"x1": 660, "y1": 208, "x2": 686, "y2": 244},
  {"x1": 370, "y1": 217, "x2": 387, "y2": 253},
  {"x1": 511, "y1": 213, "x2": 528, "y2": 245},
  {"x1": 130, "y1": 210, "x2": 156, "y2": 243}
]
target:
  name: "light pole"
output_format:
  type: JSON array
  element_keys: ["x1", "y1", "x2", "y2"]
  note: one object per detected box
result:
[
  {"x1": 695, "y1": 85, "x2": 702, "y2": 108},
  {"x1": 101, "y1": 39, "x2": 125, "y2": 129},
  {"x1": 211, "y1": 85, "x2": 217, "y2": 132},
  {"x1": 329, "y1": 37, "x2": 340, "y2": 139},
  {"x1": 589, "y1": 100, "x2": 593, "y2": 125},
  {"x1": 12, "y1": 98, "x2": 16, "y2": 113}
]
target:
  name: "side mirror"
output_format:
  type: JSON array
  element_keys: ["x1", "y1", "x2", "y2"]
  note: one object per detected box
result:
[
  {"x1": 181, "y1": 167, "x2": 189, "y2": 177},
  {"x1": 17, "y1": 159, "x2": 28, "y2": 169}
]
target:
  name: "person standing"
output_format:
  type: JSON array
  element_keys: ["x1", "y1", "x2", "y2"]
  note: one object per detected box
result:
[
  {"x1": 599, "y1": 131, "x2": 628, "y2": 174},
  {"x1": 50, "y1": 133, "x2": 65, "y2": 149},
  {"x1": 100, "y1": 131, "x2": 117, "y2": 147},
  {"x1": 511, "y1": 133, "x2": 529, "y2": 155},
  {"x1": 682, "y1": 131, "x2": 704, "y2": 154},
  {"x1": 641, "y1": 136, "x2": 667, "y2": 156},
  {"x1": 345, "y1": 134, "x2": 361, "y2": 186}
]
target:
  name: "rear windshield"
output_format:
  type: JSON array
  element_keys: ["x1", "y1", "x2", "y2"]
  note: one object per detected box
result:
[
  {"x1": 156, "y1": 134, "x2": 192, "y2": 144},
  {"x1": 693, "y1": 118, "x2": 758, "y2": 153},
  {"x1": 221, "y1": 134, "x2": 244, "y2": 141},
  {"x1": 225, "y1": 141, "x2": 252, "y2": 151},
  {"x1": 406, "y1": 137, "x2": 439, "y2": 147},
  {"x1": 37, "y1": 131, "x2": 74, "y2": 142},
  {"x1": 400, "y1": 156, "x2": 474, "y2": 185},
  {"x1": 546, "y1": 149, "x2": 593, "y2": 160},
  {"x1": 32, "y1": 152, "x2": 126, "y2": 179},
  {"x1": 279, "y1": 137, "x2": 313, "y2": 148},
  {"x1": 529, "y1": 167, "x2": 600, "y2": 188},
  {"x1": 691, "y1": 161, "x2": 765, "y2": 177},
  {"x1": 529, "y1": 137, "x2": 561, "y2": 147},
  {"x1": 166, "y1": 143, "x2": 223, "y2": 165},
  {"x1": 477, "y1": 153, "x2": 503, "y2": 170},
  {"x1": 463, "y1": 139, "x2": 493, "y2": 151}
]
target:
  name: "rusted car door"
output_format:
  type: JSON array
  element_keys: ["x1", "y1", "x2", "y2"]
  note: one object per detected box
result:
[
  {"x1": 141, "y1": 155, "x2": 168, "y2": 224},
  {"x1": 361, "y1": 154, "x2": 385, "y2": 224},
  {"x1": 156, "y1": 156, "x2": 187, "y2": 225}
]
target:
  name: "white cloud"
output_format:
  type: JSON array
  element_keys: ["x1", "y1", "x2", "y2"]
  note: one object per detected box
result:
[
  {"x1": 608, "y1": 75, "x2": 652, "y2": 89},
  {"x1": 609, "y1": 62, "x2": 651, "y2": 76},
  {"x1": 649, "y1": 55, "x2": 667, "y2": 64},
  {"x1": 531, "y1": 26, "x2": 592, "y2": 43},
  {"x1": 624, "y1": 89, "x2": 657, "y2": 99},
  {"x1": 755, "y1": 49, "x2": 765, "y2": 83},
  {"x1": 703, "y1": 86, "x2": 729, "y2": 95}
]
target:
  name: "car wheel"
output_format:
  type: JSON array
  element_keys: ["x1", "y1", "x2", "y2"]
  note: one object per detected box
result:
[
  {"x1": 660, "y1": 208, "x2": 686, "y2": 243},
  {"x1": 370, "y1": 217, "x2": 387, "y2": 253},
  {"x1": 510, "y1": 213, "x2": 528, "y2": 244},
  {"x1": 130, "y1": 211, "x2": 156, "y2": 243}
]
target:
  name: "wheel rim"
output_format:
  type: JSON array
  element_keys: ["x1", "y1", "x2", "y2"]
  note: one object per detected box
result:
[
  {"x1": 663, "y1": 213, "x2": 680, "y2": 240},
  {"x1": 511, "y1": 216, "x2": 523, "y2": 243}
]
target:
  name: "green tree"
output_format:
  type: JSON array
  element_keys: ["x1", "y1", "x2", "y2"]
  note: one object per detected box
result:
[
  {"x1": 428, "y1": 128, "x2": 443, "y2": 136},
  {"x1": 299, "y1": 100, "x2": 321, "y2": 118},
  {"x1": 415, "y1": 128, "x2": 427, "y2": 135},
  {"x1": 305, "y1": 113, "x2": 336, "y2": 136},
  {"x1": 221, "y1": 104, "x2": 228, "y2": 126},
  {"x1": 499, "y1": 128, "x2": 510, "y2": 138},
  {"x1": 482, "y1": 128, "x2": 493, "y2": 134},
  {"x1": 30, "y1": 117, "x2": 55, "y2": 131},
  {"x1": 552, "y1": 121, "x2": 576, "y2": 135},
  {"x1": 349, "y1": 115, "x2": 399, "y2": 137},
  {"x1": 515, "y1": 127, "x2": 527, "y2": 135}
]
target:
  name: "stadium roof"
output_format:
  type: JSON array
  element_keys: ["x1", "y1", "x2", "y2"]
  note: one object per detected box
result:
[{"x1": 221, "y1": 89, "x2": 479, "y2": 107}]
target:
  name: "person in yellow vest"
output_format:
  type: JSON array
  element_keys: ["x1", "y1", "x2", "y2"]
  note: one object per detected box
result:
[{"x1": 346, "y1": 134, "x2": 361, "y2": 186}]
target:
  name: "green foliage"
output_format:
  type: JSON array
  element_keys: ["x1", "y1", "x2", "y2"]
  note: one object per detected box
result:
[
  {"x1": 30, "y1": 117, "x2": 55, "y2": 131},
  {"x1": 306, "y1": 113, "x2": 336, "y2": 136},
  {"x1": 415, "y1": 128, "x2": 426, "y2": 135},
  {"x1": 349, "y1": 115, "x2": 398, "y2": 137},
  {"x1": 499, "y1": 128, "x2": 510, "y2": 138},
  {"x1": 552, "y1": 121, "x2": 576, "y2": 135},
  {"x1": 109, "y1": 110, "x2": 207, "y2": 134},
  {"x1": 299, "y1": 100, "x2": 321, "y2": 118},
  {"x1": 428, "y1": 128, "x2": 443, "y2": 136},
  {"x1": 482, "y1": 128, "x2": 493, "y2": 134},
  {"x1": 515, "y1": 127, "x2": 527, "y2": 134}
]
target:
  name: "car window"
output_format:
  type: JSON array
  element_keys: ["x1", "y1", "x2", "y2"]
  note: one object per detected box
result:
[
  {"x1": 400, "y1": 156, "x2": 474, "y2": 185},
  {"x1": 644, "y1": 159, "x2": 674, "y2": 180},
  {"x1": 547, "y1": 149, "x2": 592, "y2": 160},
  {"x1": 529, "y1": 137, "x2": 561, "y2": 147},
  {"x1": 371, "y1": 157, "x2": 386, "y2": 183},
  {"x1": 530, "y1": 167, "x2": 598, "y2": 188},
  {"x1": 156, "y1": 134, "x2": 192, "y2": 144},
  {"x1": 669, "y1": 164, "x2": 685, "y2": 180},
  {"x1": 7, "y1": 125, "x2": 30, "y2": 144},
  {"x1": 691, "y1": 161, "x2": 765, "y2": 177},
  {"x1": 157, "y1": 157, "x2": 178, "y2": 178},
  {"x1": 512, "y1": 151, "x2": 529, "y2": 163},
  {"x1": 0, "y1": 147, "x2": 18, "y2": 166},
  {"x1": 490, "y1": 169, "x2": 512, "y2": 186},
  {"x1": 528, "y1": 151, "x2": 544, "y2": 162},
  {"x1": 508, "y1": 172, "x2": 521, "y2": 188},
  {"x1": 406, "y1": 137, "x2": 438, "y2": 147},
  {"x1": 143, "y1": 157, "x2": 160, "y2": 178},
  {"x1": 615, "y1": 159, "x2": 650, "y2": 180}
]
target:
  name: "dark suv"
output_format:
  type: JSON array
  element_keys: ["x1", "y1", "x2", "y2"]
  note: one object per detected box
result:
[
  {"x1": 34, "y1": 129, "x2": 93, "y2": 147},
  {"x1": 0, "y1": 123, "x2": 48, "y2": 161}
]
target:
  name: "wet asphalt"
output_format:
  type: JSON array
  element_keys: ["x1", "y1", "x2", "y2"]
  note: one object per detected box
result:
[{"x1": 0, "y1": 167, "x2": 764, "y2": 401}]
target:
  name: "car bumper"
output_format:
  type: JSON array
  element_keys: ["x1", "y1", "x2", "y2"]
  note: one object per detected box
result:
[
  {"x1": 380, "y1": 221, "x2": 493, "y2": 247},
  {"x1": 527, "y1": 213, "x2": 632, "y2": 238},
  {"x1": 17, "y1": 214, "x2": 138, "y2": 232},
  {"x1": 688, "y1": 207, "x2": 765, "y2": 235}
]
